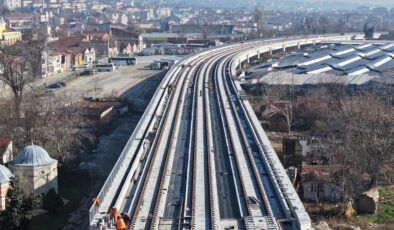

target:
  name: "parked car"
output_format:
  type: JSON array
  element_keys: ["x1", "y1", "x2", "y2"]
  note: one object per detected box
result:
[
  {"x1": 47, "y1": 82, "x2": 66, "y2": 89},
  {"x1": 78, "y1": 70, "x2": 95, "y2": 76}
]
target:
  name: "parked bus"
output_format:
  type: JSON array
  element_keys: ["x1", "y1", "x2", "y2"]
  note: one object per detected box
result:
[
  {"x1": 108, "y1": 56, "x2": 137, "y2": 66},
  {"x1": 96, "y1": 63, "x2": 116, "y2": 72}
]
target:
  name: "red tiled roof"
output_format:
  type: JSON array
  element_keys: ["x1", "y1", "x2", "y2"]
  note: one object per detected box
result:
[
  {"x1": 83, "y1": 31, "x2": 107, "y2": 36},
  {"x1": 5, "y1": 13, "x2": 36, "y2": 21},
  {"x1": 48, "y1": 35, "x2": 86, "y2": 49},
  {"x1": 300, "y1": 164, "x2": 340, "y2": 183},
  {"x1": 0, "y1": 136, "x2": 11, "y2": 154},
  {"x1": 3, "y1": 27, "x2": 16, "y2": 33}
]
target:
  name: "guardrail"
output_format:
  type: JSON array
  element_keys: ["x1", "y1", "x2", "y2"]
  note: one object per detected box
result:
[{"x1": 89, "y1": 62, "x2": 183, "y2": 224}]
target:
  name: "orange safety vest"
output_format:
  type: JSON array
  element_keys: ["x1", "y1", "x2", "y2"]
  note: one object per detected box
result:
[{"x1": 116, "y1": 218, "x2": 126, "y2": 230}]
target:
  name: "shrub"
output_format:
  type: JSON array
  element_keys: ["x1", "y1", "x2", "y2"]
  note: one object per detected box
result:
[{"x1": 42, "y1": 189, "x2": 64, "y2": 213}]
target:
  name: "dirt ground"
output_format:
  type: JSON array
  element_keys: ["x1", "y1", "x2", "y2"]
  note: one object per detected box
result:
[
  {"x1": 266, "y1": 131, "x2": 286, "y2": 155},
  {"x1": 34, "y1": 55, "x2": 178, "y2": 102},
  {"x1": 59, "y1": 60, "x2": 166, "y2": 230}
]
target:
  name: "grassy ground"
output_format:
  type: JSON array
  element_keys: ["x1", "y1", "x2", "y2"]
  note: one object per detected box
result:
[
  {"x1": 28, "y1": 169, "x2": 95, "y2": 230},
  {"x1": 365, "y1": 186, "x2": 394, "y2": 223}
]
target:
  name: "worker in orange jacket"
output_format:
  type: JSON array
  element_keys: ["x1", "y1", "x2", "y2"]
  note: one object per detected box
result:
[
  {"x1": 116, "y1": 216, "x2": 126, "y2": 230},
  {"x1": 113, "y1": 207, "x2": 119, "y2": 223}
]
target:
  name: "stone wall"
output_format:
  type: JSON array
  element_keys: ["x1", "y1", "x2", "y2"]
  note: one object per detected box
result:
[
  {"x1": 9, "y1": 162, "x2": 58, "y2": 195},
  {"x1": 0, "y1": 182, "x2": 10, "y2": 210}
]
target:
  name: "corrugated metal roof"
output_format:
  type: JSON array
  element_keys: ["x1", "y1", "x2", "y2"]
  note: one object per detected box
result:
[
  {"x1": 255, "y1": 72, "x2": 378, "y2": 86},
  {"x1": 348, "y1": 74, "x2": 377, "y2": 85},
  {"x1": 0, "y1": 164, "x2": 13, "y2": 183},
  {"x1": 12, "y1": 145, "x2": 56, "y2": 166}
]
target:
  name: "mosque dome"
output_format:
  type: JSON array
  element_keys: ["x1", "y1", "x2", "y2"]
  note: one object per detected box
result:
[
  {"x1": 12, "y1": 145, "x2": 56, "y2": 166},
  {"x1": 0, "y1": 164, "x2": 13, "y2": 183}
]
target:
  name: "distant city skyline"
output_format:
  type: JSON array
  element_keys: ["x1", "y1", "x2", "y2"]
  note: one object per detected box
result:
[{"x1": 159, "y1": 0, "x2": 394, "y2": 9}]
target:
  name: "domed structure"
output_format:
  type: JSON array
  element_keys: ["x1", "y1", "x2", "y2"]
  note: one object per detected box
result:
[
  {"x1": 13, "y1": 145, "x2": 56, "y2": 166},
  {"x1": 0, "y1": 164, "x2": 13, "y2": 211},
  {"x1": 0, "y1": 164, "x2": 12, "y2": 183},
  {"x1": 10, "y1": 145, "x2": 58, "y2": 194}
]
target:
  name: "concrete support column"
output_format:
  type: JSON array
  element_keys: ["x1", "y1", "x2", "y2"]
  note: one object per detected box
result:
[
  {"x1": 246, "y1": 54, "x2": 249, "y2": 63},
  {"x1": 257, "y1": 50, "x2": 260, "y2": 59},
  {"x1": 297, "y1": 42, "x2": 301, "y2": 49},
  {"x1": 269, "y1": 48, "x2": 273, "y2": 56},
  {"x1": 282, "y1": 45, "x2": 286, "y2": 52}
]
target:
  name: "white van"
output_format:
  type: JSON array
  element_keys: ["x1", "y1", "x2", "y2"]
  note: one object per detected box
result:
[{"x1": 96, "y1": 63, "x2": 116, "y2": 72}]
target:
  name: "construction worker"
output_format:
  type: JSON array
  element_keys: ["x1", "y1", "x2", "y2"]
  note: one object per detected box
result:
[
  {"x1": 116, "y1": 216, "x2": 126, "y2": 230},
  {"x1": 108, "y1": 208, "x2": 114, "y2": 225},
  {"x1": 104, "y1": 212, "x2": 111, "y2": 228},
  {"x1": 92, "y1": 197, "x2": 100, "y2": 207},
  {"x1": 113, "y1": 207, "x2": 119, "y2": 224}
]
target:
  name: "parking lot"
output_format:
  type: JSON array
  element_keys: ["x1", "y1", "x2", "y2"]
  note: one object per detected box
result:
[{"x1": 37, "y1": 55, "x2": 177, "y2": 100}]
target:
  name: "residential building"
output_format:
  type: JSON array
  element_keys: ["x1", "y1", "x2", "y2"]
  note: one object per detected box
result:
[
  {"x1": 45, "y1": 49, "x2": 62, "y2": 75},
  {"x1": 0, "y1": 164, "x2": 13, "y2": 211},
  {"x1": 4, "y1": 13, "x2": 38, "y2": 26},
  {"x1": 0, "y1": 136, "x2": 12, "y2": 164},
  {"x1": 0, "y1": 18, "x2": 22, "y2": 46},
  {"x1": 0, "y1": 0, "x2": 21, "y2": 9},
  {"x1": 83, "y1": 47, "x2": 96, "y2": 64},
  {"x1": 110, "y1": 27, "x2": 145, "y2": 53},
  {"x1": 169, "y1": 24, "x2": 234, "y2": 35},
  {"x1": 156, "y1": 7, "x2": 172, "y2": 18},
  {"x1": 300, "y1": 164, "x2": 340, "y2": 202}
]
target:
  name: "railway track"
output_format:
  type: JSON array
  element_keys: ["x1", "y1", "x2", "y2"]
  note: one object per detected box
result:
[
  {"x1": 125, "y1": 43, "x2": 287, "y2": 230},
  {"x1": 90, "y1": 36, "x2": 357, "y2": 230}
]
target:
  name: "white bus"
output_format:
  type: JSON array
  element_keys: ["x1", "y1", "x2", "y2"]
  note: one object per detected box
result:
[
  {"x1": 95, "y1": 63, "x2": 116, "y2": 72},
  {"x1": 108, "y1": 56, "x2": 137, "y2": 66}
]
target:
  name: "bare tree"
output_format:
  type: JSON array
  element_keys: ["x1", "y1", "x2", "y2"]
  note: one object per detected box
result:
[
  {"x1": 198, "y1": 16, "x2": 211, "y2": 41},
  {"x1": 303, "y1": 17, "x2": 316, "y2": 34},
  {"x1": 48, "y1": 102, "x2": 89, "y2": 163},
  {"x1": 23, "y1": 91, "x2": 89, "y2": 163},
  {"x1": 24, "y1": 40, "x2": 45, "y2": 79},
  {"x1": 0, "y1": 48, "x2": 32, "y2": 126},
  {"x1": 318, "y1": 95, "x2": 394, "y2": 190},
  {"x1": 278, "y1": 102, "x2": 293, "y2": 135},
  {"x1": 318, "y1": 16, "x2": 330, "y2": 34},
  {"x1": 254, "y1": 4, "x2": 265, "y2": 38}
]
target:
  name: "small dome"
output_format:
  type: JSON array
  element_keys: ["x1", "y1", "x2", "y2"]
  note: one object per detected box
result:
[
  {"x1": 0, "y1": 164, "x2": 13, "y2": 183},
  {"x1": 12, "y1": 145, "x2": 56, "y2": 166}
]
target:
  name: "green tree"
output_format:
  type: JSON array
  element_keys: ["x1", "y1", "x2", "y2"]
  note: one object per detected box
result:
[
  {"x1": 0, "y1": 181, "x2": 39, "y2": 230},
  {"x1": 42, "y1": 188, "x2": 64, "y2": 213}
]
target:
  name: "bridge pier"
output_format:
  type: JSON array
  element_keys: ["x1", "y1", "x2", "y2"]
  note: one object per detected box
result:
[{"x1": 282, "y1": 45, "x2": 286, "y2": 52}]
